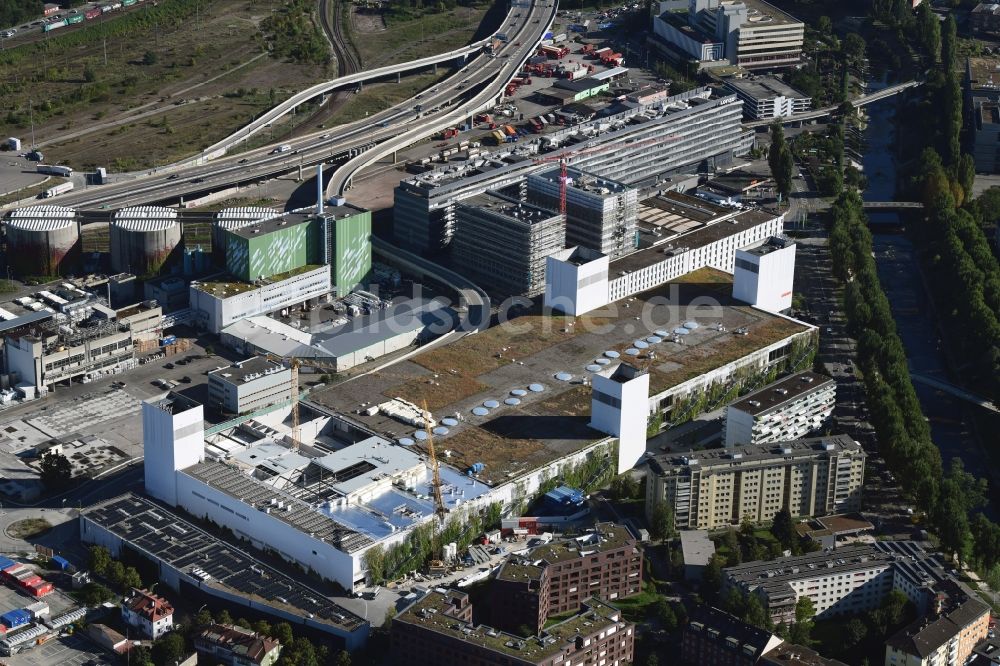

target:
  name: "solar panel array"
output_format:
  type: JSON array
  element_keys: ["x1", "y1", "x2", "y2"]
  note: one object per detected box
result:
[{"x1": 82, "y1": 494, "x2": 367, "y2": 633}]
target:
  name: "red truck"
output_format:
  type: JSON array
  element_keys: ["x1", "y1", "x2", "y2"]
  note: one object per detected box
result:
[{"x1": 540, "y1": 44, "x2": 569, "y2": 59}]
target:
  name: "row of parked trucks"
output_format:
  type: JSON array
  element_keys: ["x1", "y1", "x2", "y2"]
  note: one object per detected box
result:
[{"x1": 42, "y1": 0, "x2": 146, "y2": 33}]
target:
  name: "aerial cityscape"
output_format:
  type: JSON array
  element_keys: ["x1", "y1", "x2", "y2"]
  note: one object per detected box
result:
[{"x1": 0, "y1": 0, "x2": 999, "y2": 664}]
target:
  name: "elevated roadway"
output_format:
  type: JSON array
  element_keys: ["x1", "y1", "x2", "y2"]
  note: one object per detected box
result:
[
  {"x1": 744, "y1": 80, "x2": 922, "y2": 129},
  {"x1": 27, "y1": 0, "x2": 554, "y2": 211}
]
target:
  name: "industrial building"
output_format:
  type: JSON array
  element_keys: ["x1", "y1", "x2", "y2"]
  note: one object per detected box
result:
[
  {"x1": 723, "y1": 371, "x2": 836, "y2": 447},
  {"x1": 319, "y1": 199, "x2": 372, "y2": 296},
  {"x1": 110, "y1": 206, "x2": 182, "y2": 276},
  {"x1": 697, "y1": 170, "x2": 775, "y2": 205},
  {"x1": 526, "y1": 167, "x2": 638, "y2": 259},
  {"x1": 452, "y1": 192, "x2": 565, "y2": 297},
  {"x1": 491, "y1": 523, "x2": 642, "y2": 635},
  {"x1": 646, "y1": 434, "x2": 865, "y2": 530},
  {"x1": 545, "y1": 196, "x2": 785, "y2": 316},
  {"x1": 224, "y1": 213, "x2": 323, "y2": 283},
  {"x1": 652, "y1": 0, "x2": 804, "y2": 69},
  {"x1": 207, "y1": 357, "x2": 292, "y2": 415},
  {"x1": 393, "y1": 87, "x2": 751, "y2": 253},
  {"x1": 391, "y1": 590, "x2": 634, "y2": 666},
  {"x1": 723, "y1": 76, "x2": 811, "y2": 120},
  {"x1": 189, "y1": 264, "x2": 331, "y2": 334},
  {"x1": 3, "y1": 206, "x2": 80, "y2": 278},
  {"x1": 220, "y1": 298, "x2": 455, "y2": 372},
  {"x1": 732, "y1": 236, "x2": 796, "y2": 312},
  {"x1": 213, "y1": 207, "x2": 280, "y2": 265},
  {"x1": 723, "y1": 542, "x2": 988, "y2": 653},
  {"x1": 79, "y1": 493, "x2": 370, "y2": 649}
]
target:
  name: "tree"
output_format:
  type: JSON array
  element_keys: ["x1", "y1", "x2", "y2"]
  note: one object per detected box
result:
[
  {"x1": 743, "y1": 593, "x2": 771, "y2": 631},
  {"x1": 941, "y1": 14, "x2": 957, "y2": 69},
  {"x1": 654, "y1": 596, "x2": 678, "y2": 632},
  {"x1": 816, "y1": 16, "x2": 832, "y2": 36},
  {"x1": 106, "y1": 561, "x2": 126, "y2": 590},
  {"x1": 142, "y1": 50, "x2": 158, "y2": 66},
  {"x1": 917, "y1": 4, "x2": 941, "y2": 62},
  {"x1": 649, "y1": 501, "x2": 674, "y2": 542},
  {"x1": 195, "y1": 608, "x2": 214, "y2": 628},
  {"x1": 789, "y1": 596, "x2": 816, "y2": 645},
  {"x1": 767, "y1": 123, "x2": 794, "y2": 201},
  {"x1": 151, "y1": 632, "x2": 186, "y2": 666},
  {"x1": 843, "y1": 33, "x2": 866, "y2": 64},
  {"x1": 78, "y1": 582, "x2": 114, "y2": 606},
  {"x1": 701, "y1": 555, "x2": 724, "y2": 600},
  {"x1": 770, "y1": 507, "x2": 796, "y2": 552},
  {"x1": 335, "y1": 650, "x2": 352, "y2": 666},
  {"x1": 273, "y1": 622, "x2": 294, "y2": 647},
  {"x1": 130, "y1": 646, "x2": 154, "y2": 666},
  {"x1": 845, "y1": 617, "x2": 868, "y2": 648},
  {"x1": 216, "y1": 609, "x2": 233, "y2": 626},
  {"x1": 83, "y1": 64, "x2": 97, "y2": 83},
  {"x1": 646, "y1": 655, "x2": 659, "y2": 666},
  {"x1": 122, "y1": 566, "x2": 142, "y2": 590},
  {"x1": 609, "y1": 473, "x2": 639, "y2": 500},
  {"x1": 39, "y1": 451, "x2": 72, "y2": 490},
  {"x1": 363, "y1": 544, "x2": 386, "y2": 585},
  {"x1": 88, "y1": 545, "x2": 112, "y2": 576}
]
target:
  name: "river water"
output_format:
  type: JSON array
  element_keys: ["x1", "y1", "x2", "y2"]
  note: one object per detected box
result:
[{"x1": 861, "y1": 81, "x2": 997, "y2": 506}]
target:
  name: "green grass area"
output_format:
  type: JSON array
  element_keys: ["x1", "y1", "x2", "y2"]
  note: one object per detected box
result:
[
  {"x1": 608, "y1": 580, "x2": 661, "y2": 624},
  {"x1": 324, "y1": 73, "x2": 446, "y2": 127},
  {"x1": 543, "y1": 608, "x2": 580, "y2": 629},
  {"x1": 351, "y1": 6, "x2": 487, "y2": 68},
  {"x1": 0, "y1": 177, "x2": 63, "y2": 206},
  {"x1": 7, "y1": 518, "x2": 52, "y2": 539}
]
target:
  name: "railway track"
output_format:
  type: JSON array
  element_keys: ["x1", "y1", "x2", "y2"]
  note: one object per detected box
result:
[{"x1": 318, "y1": 0, "x2": 361, "y2": 78}]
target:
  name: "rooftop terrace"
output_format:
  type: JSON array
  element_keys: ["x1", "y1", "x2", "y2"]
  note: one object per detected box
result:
[{"x1": 192, "y1": 264, "x2": 324, "y2": 298}]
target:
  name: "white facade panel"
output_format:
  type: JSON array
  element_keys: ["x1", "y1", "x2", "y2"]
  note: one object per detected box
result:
[{"x1": 143, "y1": 397, "x2": 205, "y2": 506}]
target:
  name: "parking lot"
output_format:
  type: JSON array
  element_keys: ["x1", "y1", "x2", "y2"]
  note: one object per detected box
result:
[{"x1": 4, "y1": 632, "x2": 110, "y2": 666}]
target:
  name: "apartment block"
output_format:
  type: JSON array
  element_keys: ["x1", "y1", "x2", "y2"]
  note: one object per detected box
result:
[
  {"x1": 724, "y1": 76, "x2": 811, "y2": 120},
  {"x1": 646, "y1": 434, "x2": 865, "y2": 530},
  {"x1": 526, "y1": 167, "x2": 638, "y2": 259},
  {"x1": 452, "y1": 192, "x2": 565, "y2": 297},
  {"x1": 391, "y1": 589, "x2": 635, "y2": 666},
  {"x1": 681, "y1": 606, "x2": 783, "y2": 666},
  {"x1": 490, "y1": 523, "x2": 643, "y2": 635},
  {"x1": 723, "y1": 371, "x2": 836, "y2": 448},
  {"x1": 207, "y1": 357, "x2": 292, "y2": 415},
  {"x1": 194, "y1": 624, "x2": 283, "y2": 666},
  {"x1": 885, "y1": 586, "x2": 990, "y2": 666},
  {"x1": 971, "y1": 2, "x2": 1000, "y2": 34}
]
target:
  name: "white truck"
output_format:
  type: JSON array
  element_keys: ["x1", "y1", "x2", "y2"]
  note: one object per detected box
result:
[
  {"x1": 271, "y1": 144, "x2": 292, "y2": 154},
  {"x1": 42, "y1": 182, "x2": 74, "y2": 198}
]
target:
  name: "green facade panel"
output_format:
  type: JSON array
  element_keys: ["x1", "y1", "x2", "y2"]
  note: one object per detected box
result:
[
  {"x1": 226, "y1": 218, "x2": 321, "y2": 282},
  {"x1": 330, "y1": 209, "x2": 372, "y2": 295}
]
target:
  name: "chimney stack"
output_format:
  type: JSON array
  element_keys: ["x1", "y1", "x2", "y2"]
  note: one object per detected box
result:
[{"x1": 316, "y1": 163, "x2": 325, "y2": 215}]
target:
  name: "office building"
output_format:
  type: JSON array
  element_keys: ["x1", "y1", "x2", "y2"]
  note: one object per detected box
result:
[
  {"x1": 526, "y1": 167, "x2": 638, "y2": 259},
  {"x1": 590, "y1": 364, "x2": 651, "y2": 474},
  {"x1": 723, "y1": 371, "x2": 835, "y2": 447},
  {"x1": 546, "y1": 196, "x2": 785, "y2": 316},
  {"x1": 452, "y1": 192, "x2": 565, "y2": 297},
  {"x1": 189, "y1": 264, "x2": 331, "y2": 334},
  {"x1": 724, "y1": 76, "x2": 811, "y2": 120},
  {"x1": 732, "y1": 236, "x2": 796, "y2": 313},
  {"x1": 653, "y1": 0, "x2": 804, "y2": 69},
  {"x1": 194, "y1": 624, "x2": 283, "y2": 666},
  {"x1": 646, "y1": 434, "x2": 865, "y2": 530},
  {"x1": 121, "y1": 588, "x2": 174, "y2": 639},
  {"x1": 391, "y1": 589, "x2": 635, "y2": 666},
  {"x1": 207, "y1": 357, "x2": 292, "y2": 415},
  {"x1": 491, "y1": 523, "x2": 643, "y2": 634},
  {"x1": 681, "y1": 606, "x2": 784, "y2": 666},
  {"x1": 394, "y1": 88, "x2": 751, "y2": 254},
  {"x1": 885, "y1": 585, "x2": 990, "y2": 666},
  {"x1": 973, "y1": 97, "x2": 1000, "y2": 172},
  {"x1": 972, "y1": 2, "x2": 1000, "y2": 34}
]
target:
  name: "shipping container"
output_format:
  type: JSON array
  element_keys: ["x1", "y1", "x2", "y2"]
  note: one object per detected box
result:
[
  {"x1": 25, "y1": 602, "x2": 49, "y2": 619},
  {"x1": 42, "y1": 182, "x2": 74, "y2": 198},
  {"x1": 0, "y1": 557, "x2": 14, "y2": 571},
  {"x1": 491, "y1": 130, "x2": 506, "y2": 144},
  {"x1": 0, "y1": 610, "x2": 30, "y2": 629},
  {"x1": 160, "y1": 335, "x2": 177, "y2": 346},
  {"x1": 66, "y1": 13, "x2": 84, "y2": 24},
  {"x1": 122, "y1": 0, "x2": 137, "y2": 6}
]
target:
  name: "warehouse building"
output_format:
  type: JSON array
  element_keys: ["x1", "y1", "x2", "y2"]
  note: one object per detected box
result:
[
  {"x1": 646, "y1": 434, "x2": 865, "y2": 530},
  {"x1": 393, "y1": 87, "x2": 751, "y2": 254},
  {"x1": 207, "y1": 357, "x2": 292, "y2": 415},
  {"x1": 391, "y1": 590, "x2": 634, "y2": 666},
  {"x1": 723, "y1": 371, "x2": 836, "y2": 448},
  {"x1": 724, "y1": 76, "x2": 811, "y2": 120},
  {"x1": 491, "y1": 523, "x2": 642, "y2": 635},
  {"x1": 526, "y1": 167, "x2": 638, "y2": 259},
  {"x1": 452, "y1": 192, "x2": 565, "y2": 297}
]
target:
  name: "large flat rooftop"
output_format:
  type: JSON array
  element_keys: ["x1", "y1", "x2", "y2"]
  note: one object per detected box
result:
[
  {"x1": 81, "y1": 493, "x2": 367, "y2": 633},
  {"x1": 740, "y1": 0, "x2": 802, "y2": 27},
  {"x1": 209, "y1": 357, "x2": 287, "y2": 387},
  {"x1": 497, "y1": 523, "x2": 636, "y2": 583},
  {"x1": 725, "y1": 75, "x2": 808, "y2": 101},
  {"x1": 728, "y1": 370, "x2": 834, "y2": 416},
  {"x1": 192, "y1": 264, "x2": 324, "y2": 298},
  {"x1": 649, "y1": 434, "x2": 863, "y2": 476},
  {"x1": 227, "y1": 212, "x2": 315, "y2": 240},
  {"x1": 310, "y1": 271, "x2": 811, "y2": 484}
]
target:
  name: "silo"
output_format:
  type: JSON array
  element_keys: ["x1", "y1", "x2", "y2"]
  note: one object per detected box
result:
[
  {"x1": 4, "y1": 206, "x2": 80, "y2": 277},
  {"x1": 110, "y1": 206, "x2": 181, "y2": 276},
  {"x1": 213, "y1": 207, "x2": 279, "y2": 265}
]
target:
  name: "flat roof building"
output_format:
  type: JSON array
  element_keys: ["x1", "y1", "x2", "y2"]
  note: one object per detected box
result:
[
  {"x1": 207, "y1": 357, "x2": 292, "y2": 416},
  {"x1": 680, "y1": 529, "x2": 716, "y2": 582},
  {"x1": 724, "y1": 371, "x2": 836, "y2": 447},
  {"x1": 724, "y1": 75, "x2": 811, "y2": 120},
  {"x1": 646, "y1": 434, "x2": 865, "y2": 530},
  {"x1": 452, "y1": 192, "x2": 565, "y2": 297},
  {"x1": 732, "y1": 235, "x2": 796, "y2": 313},
  {"x1": 973, "y1": 96, "x2": 1000, "y2": 173},
  {"x1": 391, "y1": 589, "x2": 635, "y2": 666}
]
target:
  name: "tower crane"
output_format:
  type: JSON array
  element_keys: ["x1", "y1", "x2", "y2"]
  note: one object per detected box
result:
[
  {"x1": 263, "y1": 354, "x2": 340, "y2": 450},
  {"x1": 423, "y1": 400, "x2": 448, "y2": 524}
]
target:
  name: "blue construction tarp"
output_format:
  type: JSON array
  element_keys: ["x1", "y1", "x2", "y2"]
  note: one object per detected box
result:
[
  {"x1": 51, "y1": 556, "x2": 71, "y2": 570},
  {"x1": 545, "y1": 485, "x2": 585, "y2": 507},
  {"x1": 0, "y1": 556, "x2": 15, "y2": 570}
]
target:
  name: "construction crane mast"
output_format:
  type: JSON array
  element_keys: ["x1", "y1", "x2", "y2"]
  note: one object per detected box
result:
[
  {"x1": 263, "y1": 354, "x2": 339, "y2": 450},
  {"x1": 423, "y1": 401, "x2": 447, "y2": 524}
]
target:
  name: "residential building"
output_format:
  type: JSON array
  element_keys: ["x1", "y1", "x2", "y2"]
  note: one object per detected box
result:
[
  {"x1": 680, "y1": 530, "x2": 716, "y2": 582},
  {"x1": 207, "y1": 357, "x2": 292, "y2": 415},
  {"x1": 452, "y1": 192, "x2": 565, "y2": 297},
  {"x1": 884, "y1": 584, "x2": 990, "y2": 666},
  {"x1": 194, "y1": 624, "x2": 283, "y2": 666},
  {"x1": 724, "y1": 76, "x2": 811, "y2": 120},
  {"x1": 391, "y1": 589, "x2": 635, "y2": 666},
  {"x1": 971, "y1": 2, "x2": 1000, "y2": 34},
  {"x1": 761, "y1": 645, "x2": 848, "y2": 665},
  {"x1": 652, "y1": 0, "x2": 804, "y2": 69},
  {"x1": 121, "y1": 588, "x2": 174, "y2": 639},
  {"x1": 526, "y1": 167, "x2": 638, "y2": 259},
  {"x1": 491, "y1": 523, "x2": 643, "y2": 634},
  {"x1": 646, "y1": 434, "x2": 865, "y2": 530},
  {"x1": 681, "y1": 606, "x2": 783, "y2": 666},
  {"x1": 732, "y1": 236, "x2": 796, "y2": 313},
  {"x1": 723, "y1": 371, "x2": 836, "y2": 448},
  {"x1": 189, "y1": 264, "x2": 331, "y2": 334},
  {"x1": 972, "y1": 96, "x2": 1000, "y2": 172}
]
